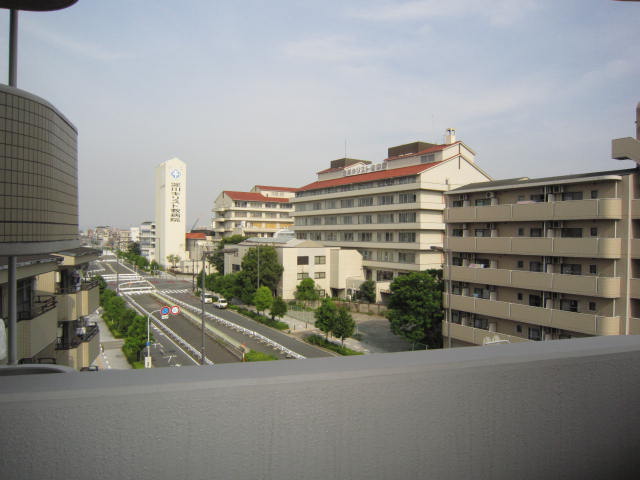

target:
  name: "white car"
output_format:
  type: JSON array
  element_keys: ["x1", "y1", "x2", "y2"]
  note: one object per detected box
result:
[
  {"x1": 203, "y1": 294, "x2": 214, "y2": 304},
  {"x1": 213, "y1": 298, "x2": 228, "y2": 309}
]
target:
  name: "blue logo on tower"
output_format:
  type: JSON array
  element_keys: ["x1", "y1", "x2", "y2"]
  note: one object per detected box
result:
[{"x1": 170, "y1": 169, "x2": 182, "y2": 180}]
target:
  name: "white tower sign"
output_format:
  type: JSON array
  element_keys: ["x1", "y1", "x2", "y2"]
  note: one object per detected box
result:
[{"x1": 155, "y1": 157, "x2": 187, "y2": 267}]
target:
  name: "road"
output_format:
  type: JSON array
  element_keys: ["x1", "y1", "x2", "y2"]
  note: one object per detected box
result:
[{"x1": 92, "y1": 254, "x2": 332, "y2": 365}]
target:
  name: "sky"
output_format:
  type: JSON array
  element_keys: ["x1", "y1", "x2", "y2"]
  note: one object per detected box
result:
[{"x1": 1, "y1": 0, "x2": 639, "y2": 230}]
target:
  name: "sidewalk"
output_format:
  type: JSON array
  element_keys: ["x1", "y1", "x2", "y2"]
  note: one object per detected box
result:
[{"x1": 90, "y1": 310, "x2": 131, "y2": 370}]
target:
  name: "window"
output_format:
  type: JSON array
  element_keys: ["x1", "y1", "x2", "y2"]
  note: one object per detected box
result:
[
  {"x1": 340, "y1": 199, "x2": 354, "y2": 208},
  {"x1": 474, "y1": 317, "x2": 488, "y2": 330},
  {"x1": 297, "y1": 256, "x2": 309, "y2": 265},
  {"x1": 232, "y1": 264, "x2": 241, "y2": 272},
  {"x1": 475, "y1": 198, "x2": 491, "y2": 206},
  {"x1": 528, "y1": 327, "x2": 541, "y2": 341},
  {"x1": 325, "y1": 216, "x2": 337, "y2": 225},
  {"x1": 376, "y1": 270, "x2": 394, "y2": 281},
  {"x1": 297, "y1": 272, "x2": 309, "y2": 280},
  {"x1": 517, "y1": 260, "x2": 524, "y2": 268},
  {"x1": 590, "y1": 190, "x2": 598, "y2": 199},
  {"x1": 358, "y1": 232, "x2": 372, "y2": 242},
  {"x1": 358, "y1": 215, "x2": 373, "y2": 224},
  {"x1": 378, "y1": 213, "x2": 394, "y2": 223},
  {"x1": 530, "y1": 194, "x2": 545, "y2": 202},
  {"x1": 378, "y1": 232, "x2": 394, "y2": 242},
  {"x1": 561, "y1": 264, "x2": 581, "y2": 275},
  {"x1": 250, "y1": 202, "x2": 262, "y2": 208},
  {"x1": 420, "y1": 153, "x2": 435, "y2": 163},
  {"x1": 326, "y1": 200, "x2": 337, "y2": 209},
  {"x1": 530, "y1": 228, "x2": 542, "y2": 237},
  {"x1": 473, "y1": 288, "x2": 485, "y2": 299},
  {"x1": 310, "y1": 232, "x2": 322, "y2": 241},
  {"x1": 398, "y1": 252, "x2": 415, "y2": 263},
  {"x1": 560, "y1": 299, "x2": 578, "y2": 312},
  {"x1": 266, "y1": 203, "x2": 278, "y2": 209},
  {"x1": 398, "y1": 232, "x2": 416, "y2": 243},
  {"x1": 517, "y1": 228, "x2": 525, "y2": 236},
  {"x1": 360, "y1": 250, "x2": 372, "y2": 260},
  {"x1": 561, "y1": 228, "x2": 582, "y2": 238},
  {"x1": 314, "y1": 272, "x2": 326, "y2": 279},
  {"x1": 398, "y1": 212, "x2": 416, "y2": 223},
  {"x1": 358, "y1": 197, "x2": 373, "y2": 207},
  {"x1": 343, "y1": 232, "x2": 354, "y2": 241},
  {"x1": 311, "y1": 217, "x2": 322, "y2": 225},
  {"x1": 590, "y1": 227, "x2": 598, "y2": 237},
  {"x1": 452, "y1": 257, "x2": 463, "y2": 266},
  {"x1": 517, "y1": 293, "x2": 523, "y2": 300},
  {"x1": 589, "y1": 302, "x2": 596, "y2": 311},
  {"x1": 296, "y1": 233, "x2": 308, "y2": 240},
  {"x1": 399, "y1": 193, "x2": 416, "y2": 203},
  {"x1": 341, "y1": 216, "x2": 353, "y2": 225},
  {"x1": 562, "y1": 191, "x2": 583, "y2": 201},
  {"x1": 475, "y1": 229, "x2": 490, "y2": 237},
  {"x1": 516, "y1": 325, "x2": 523, "y2": 333},
  {"x1": 529, "y1": 295, "x2": 542, "y2": 307},
  {"x1": 452, "y1": 229, "x2": 463, "y2": 237},
  {"x1": 326, "y1": 232, "x2": 337, "y2": 241},
  {"x1": 296, "y1": 204, "x2": 306, "y2": 212},
  {"x1": 530, "y1": 261, "x2": 543, "y2": 272},
  {"x1": 517, "y1": 195, "x2": 525, "y2": 201},
  {"x1": 266, "y1": 213, "x2": 277, "y2": 218},
  {"x1": 377, "y1": 250, "x2": 393, "y2": 262},
  {"x1": 452, "y1": 200, "x2": 463, "y2": 208},
  {"x1": 312, "y1": 202, "x2": 322, "y2": 210},
  {"x1": 589, "y1": 264, "x2": 597, "y2": 274},
  {"x1": 379, "y1": 195, "x2": 394, "y2": 205},
  {"x1": 235, "y1": 201, "x2": 247, "y2": 207}
]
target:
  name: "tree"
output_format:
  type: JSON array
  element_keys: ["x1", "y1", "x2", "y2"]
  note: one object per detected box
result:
[
  {"x1": 127, "y1": 241, "x2": 141, "y2": 256},
  {"x1": 253, "y1": 286, "x2": 273, "y2": 314},
  {"x1": 294, "y1": 277, "x2": 320, "y2": 303},
  {"x1": 270, "y1": 296, "x2": 288, "y2": 321},
  {"x1": 209, "y1": 235, "x2": 247, "y2": 273},
  {"x1": 166, "y1": 254, "x2": 180, "y2": 269},
  {"x1": 356, "y1": 280, "x2": 376, "y2": 303},
  {"x1": 212, "y1": 273, "x2": 240, "y2": 301},
  {"x1": 333, "y1": 307, "x2": 356, "y2": 345},
  {"x1": 314, "y1": 298, "x2": 338, "y2": 340},
  {"x1": 236, "y1": 246, "x2": 283, "y2": 303},
  {"x1": 386, "y1": 270, "x2": 443, "y2": 348}
]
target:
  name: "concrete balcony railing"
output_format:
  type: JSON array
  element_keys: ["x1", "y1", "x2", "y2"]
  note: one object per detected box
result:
[
  {"x1": 632, "y1": 199, "x2": 640, "y2": 219},
  {"x1": 632, "y1": 239, "x2": 640, "y2": 259},
  {"x1": 630, "y1": 318, "x2": 640, "y2": 335},
  {"x1": 16, "y1": 299, "x2": 58, "y2": 360},
  {"x1": 56, "y1": 281, "x2": 99, "y2": 321},
  {"x1": 631, "y1": 278, "x2": 640, "y2": 299},
  {"x1": 55, "y1": 324, "x2": 100, "y2": 370},
  {"x1": 446, "y1": 236, "x2": 622, "y2": 259},
  {"x1": 442, "y1": 321, "x2": 529, "y2": 345},
  {"x1": 3, "y1": 336, "x2": 640, "y2": 479},
  {"x1": 446, "y1": 198, "x2": 622, "y2": 223},
  {"x1": 445, "y1": 265, "x2": 621, "y2": 298},
  {"x1": 444, "y1": 293, "x2": 622, "y2": 336}
]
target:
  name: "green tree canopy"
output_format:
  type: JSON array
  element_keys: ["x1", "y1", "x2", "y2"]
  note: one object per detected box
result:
[
  {"x1": 356, "y1": 280, "x2": 376, "y2": 303},
  {"x1": 314, "y1": 297, "x2": 338, "y2": 340},
  {"x1": 127, "y1": 241, "x2": 141, "y2": 256},
  {"x1": 270, "y1": 296, "x2": 288, "y2": 321},
  {"x1": 294, "y1": 277, "x2": 320, "y2": 303},
  {"x1": 253, "y1": 286, "x2": 273, "y2": 313},
  {"x1": 236, "y1": 246, "x2": 283, "y2": 303},
  {"x1": 209, "y1": 235, "x2": 247, "y2": 273},
  {"x1": 333, "y1": 307, "x2": 356, "y2": 345},
  {"x1": 386, "y1": 270, "x2": 443, "y2": 348}
]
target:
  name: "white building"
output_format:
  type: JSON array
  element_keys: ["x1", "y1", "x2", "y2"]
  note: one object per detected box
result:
[
  {"x1": 155, "y1": 158, "x2": 187, "y2": 267},
  {"x1": 129, "y1": 227, "x2": 140, "y2": 243},
  {"x1": 224, "y1": 230, "x2": 365, "y2": 300},
  {"x1": 139, "y1": 221, "x2": 156, "y2": 261},
  {"x1": 292, "y1": 130, "x2": 492, "y2": 298}
]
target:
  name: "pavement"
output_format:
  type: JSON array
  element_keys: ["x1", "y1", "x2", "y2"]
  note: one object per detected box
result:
[{"x1": 91, "y1": 310, "x2": 131, "y2": 370}]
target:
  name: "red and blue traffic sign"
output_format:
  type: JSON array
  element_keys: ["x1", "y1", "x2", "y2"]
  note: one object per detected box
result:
[{"x1": 160, "y1": 306, "x2": 170, "y2": 315}]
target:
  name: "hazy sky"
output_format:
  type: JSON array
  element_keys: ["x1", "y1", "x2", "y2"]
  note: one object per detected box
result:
[{"x1": 2, "y1": 0, "x2": 639, "y2": 230}]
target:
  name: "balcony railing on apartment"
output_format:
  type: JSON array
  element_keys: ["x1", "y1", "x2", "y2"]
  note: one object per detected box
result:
[
  {"x1": 55, "y1": 323, "x2": 99, "y2": 350},
  {"x1": 17, "y1": 295, "x2": 57, "y2": 321}
]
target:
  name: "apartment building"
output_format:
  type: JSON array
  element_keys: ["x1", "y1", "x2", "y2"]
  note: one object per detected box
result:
[
  {"x1": 139, "y1": 221, "x2": 156, "y2": 261},
  {"x1": 212, "y1": 185, "x2": 296, "y2": 239},
  {"x1": 223, "y1": 230, "x2": 364, "y2": 299},
  {"x1": 291, "y1": 130, "x2": 491, "y2": 297},
  {"x1": 442, "y1": 166, "x2": 640, "y2": 346}
]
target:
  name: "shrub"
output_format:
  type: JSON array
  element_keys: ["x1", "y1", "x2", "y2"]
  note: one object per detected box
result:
[{"x1": 304, "y1": 334, "x2": 363, "y2": 356}]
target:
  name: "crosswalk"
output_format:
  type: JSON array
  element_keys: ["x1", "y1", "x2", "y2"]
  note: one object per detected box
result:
[{"x1": 123, "y1": 288, "x2": 190, "y2": 296}]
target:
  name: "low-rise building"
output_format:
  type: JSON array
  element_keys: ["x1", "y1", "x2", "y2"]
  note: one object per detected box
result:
[
  {"x1": 212, "y1": 186, "x2": 297, "y2": 239},
  {"x1": 224, "y1": 230, "x2": 364, "y2": 299},
  {"x1": 140, "y1": 221, "x2": 156, "y2": 261}
]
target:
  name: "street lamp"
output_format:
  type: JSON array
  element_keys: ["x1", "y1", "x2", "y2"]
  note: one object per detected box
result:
[
  {"x1": 200, "y1": 248, "x2": 214, "y2": 365},
  {"x1": 431, "y1": 245, "x2": 452, "y2": 349}
]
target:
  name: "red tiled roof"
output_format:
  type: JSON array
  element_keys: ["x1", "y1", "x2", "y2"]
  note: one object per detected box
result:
[
  {"x1": 254, "y1": 185, "x2": 299, "y2": 192},
  {"x1": 386, "y1": 142, "x2": 459, "y2": 161},
  {"x1": 298, "y1": 162, "x2": 443, "y2": 192},
  {"x1": 186, "y1": 233, "x2": 206, "y2": 240},
  {"x1": 224, "y1": 191, "x2": 290, "y2": 203}
]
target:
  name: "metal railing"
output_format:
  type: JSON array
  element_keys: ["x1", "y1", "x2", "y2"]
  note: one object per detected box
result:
[
  {"x1": 17, "y1": 295, "x2": 57, "y2": 321},
  {"x1": 55, "y1": 323, "x2": 99, "y2": 350}
]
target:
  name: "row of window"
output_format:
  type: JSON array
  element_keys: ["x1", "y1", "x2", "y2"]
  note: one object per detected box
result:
[
  {"x1": 297, "y1": 272, "x2": 326, "y2": 279},
  {"x1": 230, "y1": 211, "x2": 290, "y2": 219},
  {"x1": 297, "y1": 231, "x2": 417, "y2": 243},
  {"x1": 295, "y1": 176, "x2": 417, "y2": 198},
  {"x1": 232, "y1": 201, "x2": 292, "y2": 209},
  {"x1": 451, "y1": 190, "x2": 600, "y2": 207},
  {"x1": 452, "y1": 227, "x2": 599, "y2": 238},
  {"x1": 296, "y1": 255, "x2": 326, "y2": 265},
  {"x1": 295, "y1": 211, "x2": 418, "y2": 226},
  {"x1": 296, "y1": 192, "x2": 417, "y2": 211},
  {"x1": 450, "y1": 311, "x2": 551, "y2": 341},
  {"x1": 452, "y1": 256, "x2": 600, "y2": 275}
]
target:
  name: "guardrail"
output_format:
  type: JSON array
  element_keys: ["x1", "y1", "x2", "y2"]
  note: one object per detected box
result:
[
  {"x1": 17, "y1": 295, "x2": 57, "y2": 321},
  {"x1": 159, "y1": 292, "x2": 306, "y2": 360},
  {"x1": 125, "y1": 294, "x2": 214, "y2": 366}
]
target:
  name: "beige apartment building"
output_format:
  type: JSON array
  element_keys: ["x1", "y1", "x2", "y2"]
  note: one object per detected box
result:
[
  {"x1": 224, "y1": 230, "x2": 364, "y2": 299},
  {"x1": 212, "y1": 185, "x2": 297, "y2": 239},
  {"x1": 291, "y1": 130, "x2": 491, "y2": 298},
  {"x1": 442, "y1": 166, "x2": 640, "y2": 346}
]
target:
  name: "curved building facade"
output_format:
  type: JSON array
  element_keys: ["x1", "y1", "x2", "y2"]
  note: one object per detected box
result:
[{"x1": 0, "y1": 84, "x2": 80, "y2": 255}]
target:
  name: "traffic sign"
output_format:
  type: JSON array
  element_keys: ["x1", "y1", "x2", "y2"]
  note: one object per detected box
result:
[
  {"x1": 161, "y1": 314, "x2": 169, "y2": 320},
  {"x1": 170, "y1": 305, "x2": 181, "y2": 315},
  {"x1": 160, "y1": 306, "x2": 170, "y2": 315}
]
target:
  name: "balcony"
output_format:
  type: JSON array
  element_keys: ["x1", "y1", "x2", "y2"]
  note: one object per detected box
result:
[
  {"x1": 446, "y1": 236, "x2": 622, "y2": 259},
  {"x1": 56, "y1": 280, "x2": 100, "y2": 321},
  {"x1": 442, "y1": 321, "x2": 528, "y2": 345},
  {"x1": 445, "y1": 265, "x2": 621, "y2": 298},
  {"x1": 445, "y1": 198, "x2": 622, "y2": 223},
  {"x1": 631, "y1": 278, "x2": 640, "y2": 300},
  {"x1": 632, "y1": 199, "x2": 640, "y2": 219},
  {"x1": 632, "y1": 239, "x2": 640, "y2": 258},
  {"x1": 444, "y1": 293, "x2": 622, "y2": 336},
  {"x1": 55, "y1": 323, "x2": 100, "y2": 370},
  {"x1": 16, "y1": 296, "x2": 58, "y2": 359}
]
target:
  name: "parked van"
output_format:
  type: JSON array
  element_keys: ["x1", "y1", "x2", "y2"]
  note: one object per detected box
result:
[{"x1": 213, "y1": 298, "x2": 228, "y2": 309}]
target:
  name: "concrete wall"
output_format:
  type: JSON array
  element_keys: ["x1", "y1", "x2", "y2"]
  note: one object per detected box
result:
[{"x1": 2, "y1": 336, "x2": 640, "y2": 479}]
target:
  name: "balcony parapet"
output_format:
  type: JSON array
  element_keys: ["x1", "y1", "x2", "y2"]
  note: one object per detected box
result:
[
  {"x1": 445, "y1": 265, "x2": 621, "y2": 298},
  {"x1": 442, "y1": 321, "x2": 528, "y2": 345},
  {"x1": 446, "y1": 236, "x2": 622, "y2": 259},
  {"x1": 17, "y1": 295, "x2": 57, "y2": 321},
  {"x1": 444, "y1": 293, "x2": 622, "y2": 336},
  {"x1": 445, "y1": 198, "x2": 622, "y2": 223}
]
